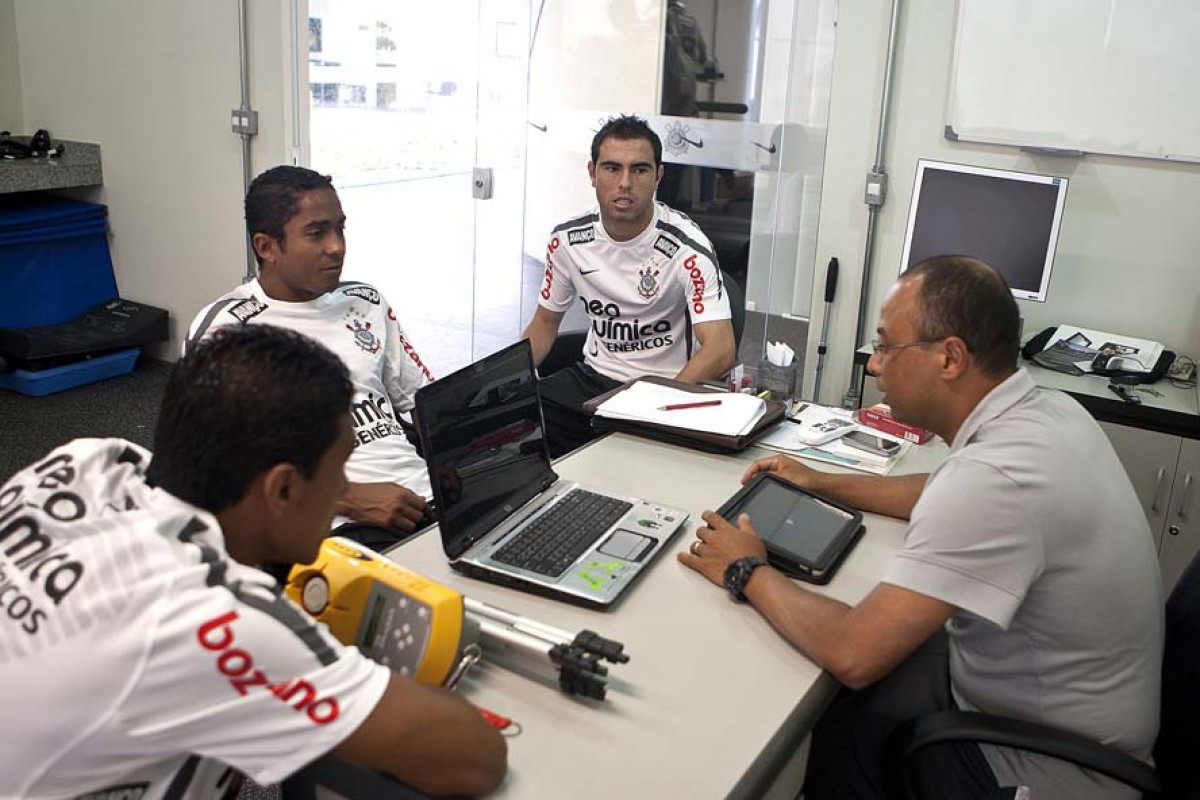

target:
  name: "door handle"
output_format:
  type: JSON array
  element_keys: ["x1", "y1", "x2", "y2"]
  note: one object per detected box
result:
[
  {"x1": 1178, "y1": 473, "x2": 1194, "y2": 522},
  {"x1": 1150, "y1": 467, "x2": 1167, "y2": 513}
]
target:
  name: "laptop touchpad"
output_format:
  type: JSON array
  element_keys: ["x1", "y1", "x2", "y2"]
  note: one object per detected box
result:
[{"x1": 598, "y1": 530, "x2": 657, "y2": 562}]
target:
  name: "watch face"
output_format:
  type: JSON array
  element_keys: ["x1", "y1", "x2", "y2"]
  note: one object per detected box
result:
[
  {"x1": 723, "y1": 564, "x2": 739, "y2": 595},
  {"x1": 724, "y1": 557, "x2": 763, "y2": 602}
]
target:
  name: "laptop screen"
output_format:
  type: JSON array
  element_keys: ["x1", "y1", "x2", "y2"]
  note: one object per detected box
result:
[{"x1": 415, "y1": 340, "x2": 556, "y2": 559}]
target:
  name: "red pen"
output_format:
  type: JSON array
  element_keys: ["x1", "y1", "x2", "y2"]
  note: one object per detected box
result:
[{"x1": 659, "y1": 399, "x2": 723, "y2": 411}]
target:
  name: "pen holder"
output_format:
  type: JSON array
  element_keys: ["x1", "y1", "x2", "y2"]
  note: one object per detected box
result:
[{"x1": 757, "y1": 359, "x2": 798, "y2": 406}]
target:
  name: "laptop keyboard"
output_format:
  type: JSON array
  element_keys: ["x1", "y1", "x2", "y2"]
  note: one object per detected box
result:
[{"x1": 492, "y1": 489, "x2": 634, "y2": 577}]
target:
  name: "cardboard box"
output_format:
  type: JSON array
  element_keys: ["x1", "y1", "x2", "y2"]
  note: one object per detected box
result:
[{"x1": 857, "y1": 404, "x2": 934, "y2": 444}]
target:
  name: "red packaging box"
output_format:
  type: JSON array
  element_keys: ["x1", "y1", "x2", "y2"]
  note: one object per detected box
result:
[{"x1": 857, "y1": 404, "x2": 934, "y2": 444}]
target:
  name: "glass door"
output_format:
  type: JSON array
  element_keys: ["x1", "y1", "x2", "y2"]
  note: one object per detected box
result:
[
  {"x1": 521, "y1": 0, "x2": 837, "y2": 377},
  {"x1": 303, "y1": 0, "x2": 531, "y2": 375}
]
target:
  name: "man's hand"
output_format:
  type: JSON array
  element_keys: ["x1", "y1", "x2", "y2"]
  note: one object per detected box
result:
[
  {"x1": 677, "y1": 511, "x2": 769, "y2": 587},
  {"x1": 338, "y1": 482, "x2": 429, "y2": 532},
  {"x1": 743, "y1": 454, "x2": 927, "y2": 521},
  {"x1": 741, "y1": 454, "x2": 824, "y2": 490}
]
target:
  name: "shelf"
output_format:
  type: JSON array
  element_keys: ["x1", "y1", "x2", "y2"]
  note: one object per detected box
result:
[{"x1": 0, "y1": 139, "x2": 103, "y2": 194}]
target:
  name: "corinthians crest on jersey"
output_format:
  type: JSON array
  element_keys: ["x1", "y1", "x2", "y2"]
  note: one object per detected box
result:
[
  {"x1": 537, "y1": 203, "x2": 732, "y2": 383},
  {"x1": 637, "y1": 260, "x2": 662, "y2": 300},
  {"x1": 344, "y1": 310, "x2": 381, "y2": 355}
]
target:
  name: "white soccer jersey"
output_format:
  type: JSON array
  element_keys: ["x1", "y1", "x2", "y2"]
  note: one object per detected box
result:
[
  {"x1": 187, "y1": 279, "x2": 433, "y2": 499},
  {"x1": 537, "y1": 202, "x2": 732, "y2": 383},
  {"x1": 0, "y1": 439, "x2": 390, "y2": 800}
]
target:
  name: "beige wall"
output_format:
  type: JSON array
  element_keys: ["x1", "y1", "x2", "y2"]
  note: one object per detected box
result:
[
  {"x1": 12, "y1": 0, "x2": 294, "y2": 358},
  {"x1": 0, "y1": 0, "x2": 22, "y2": 130},
  {"x1": 803, "y1": 0, "x2": 1200, "y2": 403}
]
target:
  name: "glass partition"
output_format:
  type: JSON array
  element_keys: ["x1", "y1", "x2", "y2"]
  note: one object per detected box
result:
[
  {"x1": 522, "y1": 0, "x2": 837, "y2": 375},
  {"x1": 299, "y1": 0, "x2": 835, "y2": 379},
  {"x1": 306, "y1": 0, "x2": 531, "y2": 375}
]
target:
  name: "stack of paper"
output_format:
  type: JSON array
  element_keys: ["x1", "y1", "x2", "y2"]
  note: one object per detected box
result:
[
  {"x1": 594, "y1": 383, "x2": 766, "y2": 436},
  {"x1": 756, "y1": 404, "x2": 910, "y2": 476}
]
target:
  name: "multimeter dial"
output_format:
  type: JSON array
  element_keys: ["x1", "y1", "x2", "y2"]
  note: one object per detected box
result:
[{"x1": 301, "y1": 575, "x2": 331, "y2": 615}]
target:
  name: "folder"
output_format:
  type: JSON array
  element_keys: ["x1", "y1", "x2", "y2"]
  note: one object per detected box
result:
[{"x1": 583, "y1": 376, "x2": 786, "y2": 454}]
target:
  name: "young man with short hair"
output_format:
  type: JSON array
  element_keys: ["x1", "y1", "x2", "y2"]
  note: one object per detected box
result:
[
  {"x1": 681, "y1": 256, "x2": 1163, "y2": 799},
  {"x1": 522, "y1": 114, "x2": 737, "y2": 457},
  {"x1": 188, "y1": 166, "x2": 433, "y2": 545},
  {"x1": 0, "y1": 325, "x2": 506, "y2": 799}
]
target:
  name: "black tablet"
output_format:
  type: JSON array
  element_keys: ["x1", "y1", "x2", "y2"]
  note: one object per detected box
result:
[{"x1": 716, "y1": 473, "x2": 864, "y2": 585}]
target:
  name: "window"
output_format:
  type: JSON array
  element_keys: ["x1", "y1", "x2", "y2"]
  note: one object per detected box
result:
[
  {"x1": 308, "y1": 18, "x2": 322, "y2": 53},
  {"x1": 310, "y1": 83, "x2": 338, "y2": 107}
]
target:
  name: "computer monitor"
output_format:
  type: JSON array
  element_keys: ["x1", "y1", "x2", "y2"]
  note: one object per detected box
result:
[{"x1": 899, "y1": 159, "x2": 1068, "y2": 302}]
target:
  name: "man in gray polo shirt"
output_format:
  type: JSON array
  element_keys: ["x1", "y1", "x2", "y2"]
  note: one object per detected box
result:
[{"x1": 680, "y1": 256, "x2": 1163, "y2": 799}]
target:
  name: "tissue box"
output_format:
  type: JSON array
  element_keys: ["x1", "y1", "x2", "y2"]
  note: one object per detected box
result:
[
  {"x1": 857, "y1": 404, "x2": 933, "y2": 444},
  {"x1": 756, "y1": 358, "x2": 798, "y2": 403}
]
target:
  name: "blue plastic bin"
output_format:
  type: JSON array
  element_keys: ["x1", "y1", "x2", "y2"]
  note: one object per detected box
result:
[
  {"x1": 0, "y1": 197, "x2": 119, "y2": 328},
  {"x1": 0, "y1": 347, "x2": 139, "y2": 396}
]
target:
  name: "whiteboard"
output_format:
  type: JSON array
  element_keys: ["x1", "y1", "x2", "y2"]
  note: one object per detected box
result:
[{"x1": 946, "y1": 0, "x2": 1200, "y2": 164}]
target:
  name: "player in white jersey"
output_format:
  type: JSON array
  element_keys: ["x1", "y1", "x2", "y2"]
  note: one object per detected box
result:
[
  {"x1": 522, "y1": 115, "x2": 736, "y2": 456},
  {"x1": 0, "y1": 326, "x2": 506, "y2": 799},
  {"x1": 187, "y1": 166, "x2": 433, "y2": 547}
]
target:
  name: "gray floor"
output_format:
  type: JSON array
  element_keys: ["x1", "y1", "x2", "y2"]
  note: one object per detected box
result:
[{"x1": 0, "y1": 355, "x2": 171, "y2": 483}]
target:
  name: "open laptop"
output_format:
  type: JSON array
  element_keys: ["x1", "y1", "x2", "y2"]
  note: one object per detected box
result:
[{"x1": 414, "y1": 340, "x2": 688, "y2": 608}]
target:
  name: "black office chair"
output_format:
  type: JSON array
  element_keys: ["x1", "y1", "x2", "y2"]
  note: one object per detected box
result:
[
  {"x1": 538, "y1": 269, "x2": 746, "y2": 378},
  {"x1": 883, "y1": 550, "x2": 1200, "y2": 800}
]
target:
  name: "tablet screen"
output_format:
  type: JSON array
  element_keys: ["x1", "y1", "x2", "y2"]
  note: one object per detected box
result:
[{"x1": 735, "y1": 479, "x2": 857, "y2": 564}]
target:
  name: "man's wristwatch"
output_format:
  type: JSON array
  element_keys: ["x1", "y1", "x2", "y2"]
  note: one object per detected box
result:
[{"x1": 723, "y1": 556, "x2": 768, "y2": 603}]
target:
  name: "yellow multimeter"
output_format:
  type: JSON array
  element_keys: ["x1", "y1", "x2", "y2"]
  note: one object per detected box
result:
[{"x1": 285, "y1": 537, "x2": 478, "y2": 686}]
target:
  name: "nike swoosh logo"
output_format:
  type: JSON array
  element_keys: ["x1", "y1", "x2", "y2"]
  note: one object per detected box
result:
[
  {"x1": 580, "y1": 269, "x2": 600, "y2": 275},
  {"x1": 529, "y1": 122, "x2": 548, "y2": 132},
  {"x1": 753, "y1": 141, "x2": 777, "y2": 153},
  {"x1": 681, "y1": 136, "x2": 704, "y2": 148}
]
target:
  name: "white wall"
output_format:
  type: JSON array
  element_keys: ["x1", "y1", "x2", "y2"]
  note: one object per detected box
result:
[
  {"x1": 803, "y1": 0, "x2": 1200, "y2": 403},
  {"x1": 0, "y1": 0, "x2": 22, "y2": 130},
  {"x1": 12, "y1": 0, "x2": 293, "y2": 358}
]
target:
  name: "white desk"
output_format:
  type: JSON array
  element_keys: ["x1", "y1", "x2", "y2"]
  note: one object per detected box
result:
[
  {"x1": 1022, "y1": 362, "x2": 1199, "y2": 432},
  {"x1": 386, "y1": 433, "x2": 948, "y2": 798}
]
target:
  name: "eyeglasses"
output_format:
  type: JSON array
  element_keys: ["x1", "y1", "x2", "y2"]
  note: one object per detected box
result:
[{"x1": 869, "y1": 337, "x2": 947, "y2": 356}]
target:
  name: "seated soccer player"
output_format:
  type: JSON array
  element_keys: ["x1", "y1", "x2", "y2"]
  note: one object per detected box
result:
[
  {"x1": 0, "y1": 325, "x2": 506, "y2": 798},
  {"x1": 189, "y1": 165, "x2": 434, "y2": 548},
  {"x1": 521, "y1": 114, "x2": 736, "y2": 457}
]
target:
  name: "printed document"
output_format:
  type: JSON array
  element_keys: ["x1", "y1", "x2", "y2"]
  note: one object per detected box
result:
[{"x1": 594, "y1": 383, "x2": 766, "y2": 436}]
